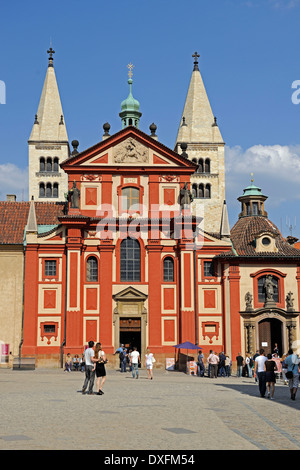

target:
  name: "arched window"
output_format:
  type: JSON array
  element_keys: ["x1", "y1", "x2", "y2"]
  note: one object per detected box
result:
[
  {"x1": 46, "y1": 157, "x2": 52, "y2": 172},
  {"x1": 199, "y1": 184, "x2": 204, "y2": 198},
  {"x1": 39, "y1": 182, "x2": 45, "y2": 198},
  {"x1": 46, "y1": 183, "x2": 52, "y2": 198},
  {"x1": 120, "y1": 238, "x2": 141, "y2": 282},
  {"x1": 163, "y1": 257, "x2": 174, "y2": 282},
  {"x1": 40, "y1": 157, "x2": 45, "y2": 172},
  {"x1": 258, "y1": 276, "x2": 279, "y2": 303},
  {"x1": 205, "y1": 183, "x2": 211, "y2": 198},
  {"x1": 86, "y1": 256, "x2": 98, "y2": 282},
  {"x1": 53, "y1": 157, "x2": 59, "y2": 172},
  {"x1": 53, "y1": 183, "x2": 59, "y2": 198},
  {"x1": 198, "y1": 159, "x2": 204, "y2": 173},
  {"x1": 205, "y1": 158, "x2": 210, "y2": 173},
  {"x1": 121, "y1": 187, "x2": 140, "y2": 211},
  {"x1": 192, "y1": 184, "x2": 198, "y2": 199}
]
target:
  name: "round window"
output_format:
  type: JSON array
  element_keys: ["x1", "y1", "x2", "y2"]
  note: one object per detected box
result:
[{"x1": 262, "y1": 237, "x2": 271, "y2": 246}]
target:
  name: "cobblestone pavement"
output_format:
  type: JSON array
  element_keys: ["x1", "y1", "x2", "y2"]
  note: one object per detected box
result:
[{"x1": 1, "y1": 367, "x2": 300, "y2": 451}]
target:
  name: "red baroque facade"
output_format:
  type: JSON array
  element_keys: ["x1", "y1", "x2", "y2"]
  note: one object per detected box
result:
[{"x1": 22, "y1": 126, "x2": 233, "y2": 367}]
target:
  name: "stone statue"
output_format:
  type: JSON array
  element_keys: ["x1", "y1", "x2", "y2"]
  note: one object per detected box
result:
[
  {"x1": 245, "y1": 292, "x2": 253, "y2": 311},
  {"x1": 180, "y1": 182, "x2": 193, "y2": 209},
  {"x1": 286, "y1": 291, "x2": 295, "y2": 311},
  {"x1": 263, "y1": 275, "x2": 277, "y2": 306},
  {"x1": 68, "y1": 180, "x2": 80, "y2": 208}
]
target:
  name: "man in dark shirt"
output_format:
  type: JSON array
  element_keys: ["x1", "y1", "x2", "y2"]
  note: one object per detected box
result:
[{"x1": 236, "y1": 353, "x2": 244, "y2": 377}]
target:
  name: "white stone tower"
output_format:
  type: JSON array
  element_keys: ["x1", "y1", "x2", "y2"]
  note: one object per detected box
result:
[
  {"x1": 175, "y1": 52, "x2": 227, "y2": 236},
  {"x1": 28, "y1": 48, "x2": 69, "y2": 202}
]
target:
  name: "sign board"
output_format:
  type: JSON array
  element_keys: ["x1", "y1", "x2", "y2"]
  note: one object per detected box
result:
[
  {"x1": 0, "y1": 343, "x2": 9, "y2": 364},
  {"x1": 166, "y1": 358, "x2": 175, "y2": 370}
]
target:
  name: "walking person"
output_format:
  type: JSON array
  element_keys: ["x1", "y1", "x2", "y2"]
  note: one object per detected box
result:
[
  {"x1": 130, "y1": 346, "x2": 141, "y2": 379},
  {"x1": 265, "y1": 353, "x2": 278, "y2": 399},
  {"x1": 281, "y1": 354, "x2": 288, "y2": 385},
  {"x1": 245, "y1": 354, "x2": 253, "y2": 378},
  {"x1": 145, "y1": 348, "x2": 155, "y2": 380},
  {"x1": 218, "y1": 351, "x2": 226, "y2": 377},
  {"x1": 253, "y1": 350, "x2": 260, "y2": 382},
  {"x1": 254, "y1": 349, "x2": 267, "y2": 398},
  {"x1": 236, "y1": 353, "x2": 244, "y2": 377},
  {"x1": 197, "y1": 349, "x2": 205, "y2": 377},
  {"x1": 208, "y1": 350, "x2": 219, "y2": 378},
  {"x1": 94, "y1": 342, "x2": 107, "y2": 395},
  {"x1": 225, "y1": 355, "x2": 231, "y2": 377},
  {"x1": 82, "y1": 341, "x2": 96, "y2": 395},
  {"x1": 284, "y1": 348, "x2": 300, "y2": 401},
  {"x1": 120, "y1": 347, "x2": 128, "y2": 373}
]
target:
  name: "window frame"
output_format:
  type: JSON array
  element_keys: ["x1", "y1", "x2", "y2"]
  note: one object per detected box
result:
[
  {"x1": 163, "y1": 256, "x2": 175, "y2": 283},
  {"x1": 120, "y1": 238, "x2": 141, "y2": 282},
  {"x1": 86, "y1": 255, "x2": 99, "y2": 283}
]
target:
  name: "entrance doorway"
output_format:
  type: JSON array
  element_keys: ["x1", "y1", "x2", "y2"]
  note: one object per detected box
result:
[
  {"x1": 258, "y1": 318, "x2": 283, "y2": 356},
  {"x1": 119, "y1": 317, "x2": 141, "y2": 353}
]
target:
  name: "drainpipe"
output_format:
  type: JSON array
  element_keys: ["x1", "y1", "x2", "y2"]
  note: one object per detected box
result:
[
  {"x1": 61, "y1": 243, "x2": 68, "y2": 368},
  {"x1": 18, "y1": 243, "x2": 26, "y2": 368},
  {"x1": 193, "y1": 237, "x2": 198, "y2": 346}
]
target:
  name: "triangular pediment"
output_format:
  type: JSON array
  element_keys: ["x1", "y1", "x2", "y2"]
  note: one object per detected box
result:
[
  {"x1": 113, "y1": 286, "x2": 148, "y2": 302},
  {"x1": 61, "y1": 126, "x2": 197, "y2": 172}
]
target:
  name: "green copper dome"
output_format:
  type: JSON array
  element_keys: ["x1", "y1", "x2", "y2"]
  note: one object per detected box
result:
[
  {"x1": 121, "y1": 79, "x2": 140, "y2": 111},
  {"x1": 119, "y1": 75, "x2": 142, "y2": 129},
  {"x1": 241, "y1": 181, "x2": 266, "y2": 198}
]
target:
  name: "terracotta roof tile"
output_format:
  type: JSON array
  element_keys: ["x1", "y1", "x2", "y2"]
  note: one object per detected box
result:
[
  {"x1": 218, "y1": 216, "x2": 300, "y2": 259},
  {"x1": 0, "y1": 201, "x2": 65, "y2": 245}
]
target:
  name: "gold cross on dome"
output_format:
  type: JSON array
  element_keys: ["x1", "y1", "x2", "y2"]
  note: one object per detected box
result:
[{"x1": 127, "y1": 63, "x2": 134, "y2": 78}]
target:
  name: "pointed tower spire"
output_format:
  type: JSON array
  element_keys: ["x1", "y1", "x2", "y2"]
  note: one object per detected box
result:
[
  {"x1": 175, "y1": 52, "x2": 223, "y2": 144},
  {"x1": 175, "y1": 52, "x2": 226, "y2": 235},
  {"x1": 28, "y1": 48, "x2": 69, "y2": 202},
  {"x1": 220, "y1": 200, "x2": 231, "y2": 240},
  {"x1": 26, "y1": 196, "x2": 37, "y2": 233}
]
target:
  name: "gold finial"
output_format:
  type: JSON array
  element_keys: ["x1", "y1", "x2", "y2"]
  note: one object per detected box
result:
[
  {"x1": 127, "y1": 62, "x2": 134, "y2": 79},
  {"x1": 251, "y1": 172, "x2": 254, "y2": 183}
]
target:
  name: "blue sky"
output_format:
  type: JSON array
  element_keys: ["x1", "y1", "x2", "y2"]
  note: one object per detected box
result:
[{"x1": 1, "y1": 0, "x2": 300, "y2": 236}]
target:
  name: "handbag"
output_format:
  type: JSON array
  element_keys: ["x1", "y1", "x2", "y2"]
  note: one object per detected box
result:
[{"x1": 286, "y1": 363, "x2": 295, "y2": 379}]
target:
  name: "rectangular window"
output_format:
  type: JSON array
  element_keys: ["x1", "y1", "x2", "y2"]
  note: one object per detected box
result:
[
  {"x1": 45, "y1": 260, "x2": 57, "y2": 277},
  {"x1": 43, "y1": 324, "x2": 56, "y2": 334},
  {"x1": 203, "y1": 261, "x2": 215, "y2": 277}
]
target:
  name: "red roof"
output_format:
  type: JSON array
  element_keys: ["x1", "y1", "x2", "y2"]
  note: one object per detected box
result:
[{"x1": 0, "y1": 201, "x2": 65, "y2": 245}]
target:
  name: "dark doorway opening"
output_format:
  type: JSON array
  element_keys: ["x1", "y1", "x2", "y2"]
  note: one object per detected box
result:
[
  {"x1": 258, "y1": 318, "x2": 283, "y2": 356},
  {"x1": 119, "y1": 317, "x2": 141, "y2": 354}
]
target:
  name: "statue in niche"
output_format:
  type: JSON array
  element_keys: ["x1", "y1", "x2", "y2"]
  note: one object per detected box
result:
[
  {"x1": 263, "y1": 275, "x2": 277, "y2": 306},
  {"x1": 286, "y1": 291, "x2": 295, "y2": 311},
  {"x1": 180, "y1": 182, "x2": 193, "y2": 209},
  {"x1": 245, "y1": 292, "x2": 253, "y2": 311},
  {"x1": 68, "y1": 180, "x2": 80, "y2": 208}
]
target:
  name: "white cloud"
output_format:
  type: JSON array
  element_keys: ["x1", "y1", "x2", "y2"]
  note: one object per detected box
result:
[
  {"x1": 225, "y1": 143, "x2": 300, "y2": 205},
  {"x1": 0, "y1": 163, "x2": 28, "y2": 201}
]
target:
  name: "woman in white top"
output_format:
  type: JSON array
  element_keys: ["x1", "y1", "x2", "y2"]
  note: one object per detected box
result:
[
  {"x1": 145, "y1": 348, "x2": 155, "y2": 380},
  {"x1": 94, "y1": 342, "x2": 107, "y2": 395}
]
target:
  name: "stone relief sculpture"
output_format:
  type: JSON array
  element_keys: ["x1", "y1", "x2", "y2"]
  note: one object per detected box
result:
[{"x1": 114, "y1": 138, "x2": 148, "y2": 163}]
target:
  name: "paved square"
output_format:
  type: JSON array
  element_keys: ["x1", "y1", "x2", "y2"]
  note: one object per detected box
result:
[{"x1": 1, "y1": 368, "x2": 300, "y2": 451}]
